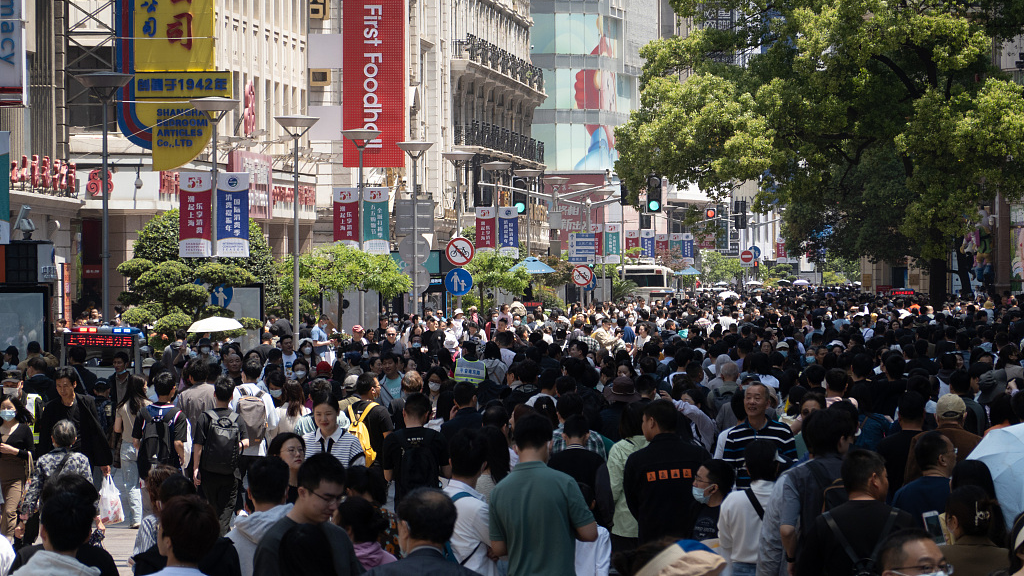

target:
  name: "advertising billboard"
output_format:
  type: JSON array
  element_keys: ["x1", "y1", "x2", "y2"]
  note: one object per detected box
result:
[{"x1": 0, "y1": 0, "x2": 27, "y2": 106}]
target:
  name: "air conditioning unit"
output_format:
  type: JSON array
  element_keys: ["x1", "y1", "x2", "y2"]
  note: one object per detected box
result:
[
  {"x1": 310, "y1": 69, "x2": 331, "y2": 87},
  {"x1": 310, "y1": 0, "x2": 328, "y2": 19}
]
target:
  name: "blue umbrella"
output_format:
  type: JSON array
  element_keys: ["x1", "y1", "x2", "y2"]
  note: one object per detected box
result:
[
  {"x1": 509, "y1": 256, "x2": 556, "y2": 274},
  {"x1": 675, "y1": 267, "x2": 701, "y2": 276}
]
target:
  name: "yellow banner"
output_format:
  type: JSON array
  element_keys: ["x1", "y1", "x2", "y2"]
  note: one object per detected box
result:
[{"x1": 133, "y1": 0, "x2": 215, "y2": 72}]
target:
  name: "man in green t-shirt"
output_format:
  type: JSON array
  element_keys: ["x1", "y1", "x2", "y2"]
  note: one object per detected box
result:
[{"x1": 489, "y1": 413, "x2": 597, "y2": 575}]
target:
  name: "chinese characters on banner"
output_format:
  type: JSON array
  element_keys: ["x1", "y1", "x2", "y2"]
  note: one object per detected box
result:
[
  {"x1": 640, "y1": 230, "x2": 656, "y2": 259},
  {"x1": 333, "y1": 188, "x2": 360, "y2": 246},
  {"x1": 776, "y1": 238, "x2": 787, "y2": 260},
  {"x1": 360, "y1": 187, "x2": 390, "y2": 254},
  {"x1": 698, "y1": 234, "x2": 717, "y2": 250},
  {"x1": 497, "y1": 207, "x2": 519, "y2": 257},
  {"x1": 179, "y1": 172, "x2": 211, "y2": 257},
  {"x1": 590, "y1": 224, "x2": 603, "y2": 261},
  {"x1": 656, "y1": 233, "x2": 669, "y2": 254},
  {"x1": 476, "y1": 207, "x2": 496, "y2": 252},
  {"x1": 625, "y1": 230, "x2": 640, "y2": 253},
  {"x1": 216, "y1": 173, "x2": 250, "y2": 257},
  {"x1": 604, "y1": 224, "x2": 621, "y2": 264},
  {"x1": 680, "y1": 233, "x2": 695, "y2": 266},
  {"x1": 670, "y1": 233, "x2": 683, "y2": 254}
]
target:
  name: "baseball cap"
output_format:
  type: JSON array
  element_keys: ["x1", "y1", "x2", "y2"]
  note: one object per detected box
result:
[
  {"x1": 352, "y1": 325, "x2": 364, "y2": 332},
  {"x1": 936, "y1": 394, "x2": 966, "y2": 419},
  {"x1": 316, "y1": 361, "x2": 332, "y2": 376},
  {"x1": 776, "y1": 342, "x2": 790, "y2": 351}
]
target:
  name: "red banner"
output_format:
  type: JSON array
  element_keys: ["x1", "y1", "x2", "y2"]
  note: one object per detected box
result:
[
  {"x1": 333, "y1": 188, "x2": 360, "y2": 244},
  {"x1": 698, "y1": 234, "x2": 717, "y2": 250},
  {"x1": 775, "y1": 238, "x2": 787, "y2": 259},
  {"x1": 476, "y1": 207, "x2": 496, "y2": 251},
  {"x1": 590, "y1": 224, "x2": 603, "y2": 257},
  {"x1": 656, "y1": 233, "x2": 669, "y2": 253},
  {"x1": 625, "y1": 230, "x2": 639, "y2": 252},
  {"x1": 178, "y1": 172, "x2": 212, "y2": 258},
  {"x1": 343, "y1": 0, "x2": 405, "y2": 167}
]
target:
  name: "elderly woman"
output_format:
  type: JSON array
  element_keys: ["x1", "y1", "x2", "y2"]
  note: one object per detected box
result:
[{"x1": 17, "y1": 419, "x2": 94, "y2": 531}]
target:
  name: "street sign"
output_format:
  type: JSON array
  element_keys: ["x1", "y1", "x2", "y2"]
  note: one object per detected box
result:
[
  {"x1": 584, "y1": 272, "x2": 598, "y2": 292},
  {"x1": 569, "y1": 232, "x2": 596, "y2": 264},
  {"x1": 445, "y1": 237, "x2": 475, "y2": 267},
  {"x1": 572, "y1": 265, "x2": 594, "y2": 287},
  {"x1": 749, "y1": 246, "x2": 761, "y2": 259},
  {"x1": 395, "y1": 199, "x2": 435, "y2": 230},
  {"x1": 740, "y1": 250, "x2": 755, "y2": 268},
  {"x1": 398, "y1": 233, "x2": 432, "y2": 265},
  {"x1": 445, "y1": 268, "x2": 473, "y2": 296}
]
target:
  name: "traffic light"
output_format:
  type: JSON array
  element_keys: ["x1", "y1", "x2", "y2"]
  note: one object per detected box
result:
[
  {"x1": 646, "y1": 174, "x2": 662, "y2": 212},
  {"x1": 705, "y1": 207, "x2": 717, "y2": 219},
  {"x1": 733, "y1": 214, "x2": 747, "y2": 229},
  {"x1": 512, "y1": 177, "x2": 527, "y2": 214},
  {"x1": 620, "y1": 182, "x2": 629, "y2": 206},
  {"x1": 640, "y1": 214, "x2": 652, "y2": 229}
]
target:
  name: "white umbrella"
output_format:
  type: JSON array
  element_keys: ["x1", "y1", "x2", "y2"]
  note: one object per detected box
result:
[
  {"x1": 188, "y1": 316, "x2": 243, "y2": 333},
  {"x1": 793, "y1": 279, "x2": 810, "y2": 286},
  {"x1": 719, "y1": 290, "x2": 739, "y2": 300},
  {"x1": 969, "y1": 424, "x2": 1024, "y2": 529},
  {"x1": 714, "y1": 281, "x2": 729, "y2": 287},
  {"x1": 745, "y1": 280, "x2": 763, "y2": 286}
]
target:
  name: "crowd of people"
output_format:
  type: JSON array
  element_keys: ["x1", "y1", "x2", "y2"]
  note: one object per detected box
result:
[{"x1": 4, "y1": 288, "x2": 1024, "y2": 575}]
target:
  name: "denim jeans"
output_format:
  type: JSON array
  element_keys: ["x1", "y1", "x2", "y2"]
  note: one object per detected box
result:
[
  {"x1": 115, "y1": 441, "x2": 143, "y2": 525},
  {"x1": 731, "y1": 562, "x2": 757, "y2": 576}
]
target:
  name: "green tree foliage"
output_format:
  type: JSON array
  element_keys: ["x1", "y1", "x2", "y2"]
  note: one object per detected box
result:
[
  {"x1": 465, "y1": 251, "x2": 532, "y2": 307},
  {"x1": 699, "y1": 250, "x2": 744, "y2": 284},
  {"x1": 616, "y1": 0, "x2": 1024, "y2": 301},
  {"x1": 823, "y1": 256, "x2": 859, "y2": 284}
]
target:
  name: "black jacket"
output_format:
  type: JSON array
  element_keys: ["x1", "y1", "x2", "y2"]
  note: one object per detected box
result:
[
  {"x1": 624, "y1": 433, "x2": 711, "y2": 543},
  {"x1": 35, "y1": 394, "x2": 113, "y2": 466}
]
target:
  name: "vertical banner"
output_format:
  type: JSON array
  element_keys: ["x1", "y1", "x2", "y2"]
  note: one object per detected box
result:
[
  {"x1": 360, "y1": 186, "x2": 390, "y2": 254},
  {"x1": 216, "y1": 172, "x2": 250, "y2": 257},
  {"x1": 604, "y1": 223, "x2": 621, "y2": 264},
  {"x1": 0, "y1": 132, "x2": 9, "y2": 245},
  {"x1": 333, "y1": 188, "x2": 360, "y2": 246},
  {"x1": 497, "y1": 206, "x2": 519, "y2": 256},
  {"x1": 590, "y1": 224, "x2": 603, "y2": 262},
  {"x1": 625, "y1": 230, "x2": 640, "y2": 253},
  {"x1": 640, "y1": 230, "x2": 656, "y2": 258},
  {"x1": 670, "y1": 233, "x2": 683, "y2": 254},
  {"x1": 656, "y1": 233, "x2": 669, "y2": 254},
  {"x1": 0, "y1": 0, "x2": 26, "y2": 106},
  {"x1": 476, "y1": 207, "x2": 496, "y2": 252},
  {"x1": 342, "y1": 0, "x2": 405, "y2": 167},
  {"x1": 681, "y1": 233, "x2": 695, "y2": 265},
  {"x1": 178, "y1": 172, "x2": 212, "y2": 257},
  {"x1": 776, "y1": 238, "x2": 787, "y2": 260}
]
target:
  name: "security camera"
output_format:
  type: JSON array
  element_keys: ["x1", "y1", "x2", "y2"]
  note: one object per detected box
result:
[{"x1": 14, "y1": 205, "x2": 35, "y2": 240}]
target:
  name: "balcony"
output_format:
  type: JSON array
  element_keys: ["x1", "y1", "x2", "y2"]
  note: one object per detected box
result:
[
  {"x1": 452, "y1": 34, "x2": 545, "y2": 99},
  {"x1": 454, "y1": 121, "x2": 545, "y2": 164}
]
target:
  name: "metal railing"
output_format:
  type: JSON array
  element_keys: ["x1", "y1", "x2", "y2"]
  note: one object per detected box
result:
[
  {"x1": 454, "y1": 121, "x2": 544, "y2": 163},
  {"x1": 452, "y1": 35, "x2": 544, "y2": 92}
]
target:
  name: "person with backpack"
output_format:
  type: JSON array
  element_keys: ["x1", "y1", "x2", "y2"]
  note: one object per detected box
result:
[
  {"x1": 230, "y1": 358, "x2": 279, "y2": 495},
  {"x1": 348, "y1": 373, "x2": 393, "y2": 469},
  {"x1": 795, "y1": 449, "x2": 914, "y2": 576},
  {"x1": 133, "y1": 372, "x2": 188, "y2": 481},
  {"x1": 112, "y1": 374, "x2": 150, "y2": 529},
  {"x1": 381, "y1": 393, "x2": 450, "y2": 503},
  {"x1": 192, "y1": 376, "x2": 249, "y2": 535}
]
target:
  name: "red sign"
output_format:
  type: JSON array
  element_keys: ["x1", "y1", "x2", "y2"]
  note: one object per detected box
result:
[
  {"x1": 697, "y1": 233, "x2": 717, "y2": 250},
  {"x1": 446, "y1": 237, "x2": 475, "y2": 266},
  {"x1": 891, "y1": 289, "x2": 915, "y2": 296},
  {"x1": 86, "y1": 169, "x2": 113, "y2": 197},
  {"x1": 550, "y1": 173, "x2": 606, "y2": 241},
  {"x1": 625, "y1": 230, "x2": 639, "y2": 252},
  {"x1": 333, "y1": 188, "x2": 360, "y2": 243},
  {"x1": 82, "y1": 265, "x2": 101, "y2": 279},
  {"x1": 590, "y1": 224, "x2": 603, "y2": 257},
  {"x1": 572, "y1": 265, "x2": 594, "y2": 286},
  {"x1": 876, "y1": 284, "x2": 892, "y2": 293},
  {"x1": 775, "y1": 238, "x2": 787, "y2": 259},
  {"x1": 179, "y1": 173, "x2": 212, "y2": 258},
  {"x1": 740, "y1": 250, "x2": 754, "y2": 264},
  {"x1": 343, "y1": 0, "x2": 405, "y2": 167},
  {"x1": 475, "y1": 207, "x2": 496, "y2": 251},
  {"x1": 656, "y1": 233, "x2": 669, "y2": 253}
]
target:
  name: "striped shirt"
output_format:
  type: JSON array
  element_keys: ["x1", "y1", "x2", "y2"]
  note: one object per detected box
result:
[
  {"x1": 303, "y1": 427, "x2": 365, "y2": 468},
  {"x1": 722, "y1": 419, "x2": 796, "y2": 488}
]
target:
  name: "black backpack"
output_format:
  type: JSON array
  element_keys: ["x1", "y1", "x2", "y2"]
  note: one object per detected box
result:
[
  {"x1": 138, "y1": 406, "x2": 181, "y2": 478},
  {"x1": 200, "y1": 410, "x2": 241, "y2": 476},
  {"x1": 823, "y1": 508, "x2": 899, "y2": 576},
  {"x1": 396, "y1": 432, "x2": 440, "y2": 498}
]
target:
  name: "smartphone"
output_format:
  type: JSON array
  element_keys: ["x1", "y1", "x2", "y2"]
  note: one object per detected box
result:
[{"x1": 922, "y1": 511, "x2": 946, "y2": 544}]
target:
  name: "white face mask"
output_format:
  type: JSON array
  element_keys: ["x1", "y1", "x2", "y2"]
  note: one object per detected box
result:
[
  {"x1": 2, "y1": 387, "x2": 16, "y2": 397},
  {"x1": 428, "y1": 381, "x2": 441, "y2": 392},
  {"x1": 269, "y1": 388, "x2": 283, "y2": 398},
  {"x1": 200, "y1": 347, "x2": 211, "y2": 355},
  {"x1": 302, "y1": 347, "x2": 313, "y2": 355},
  {"x1": 293, "y1": 370, "x2": 307, "y2": 380}
]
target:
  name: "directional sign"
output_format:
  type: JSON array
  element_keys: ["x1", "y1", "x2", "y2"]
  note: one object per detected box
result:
[
  {"x1": 740, "y1": 249, "x2": 755, "y2": 267},
  {"x1": 445, "y1": 268, "x2": 474, "y2": 296},
  {"x1": 583, "y1": 272, "x2": 598, "y2": 292},
  {"x1": 446, "y1": 237, "x2": 475, "y2": 267},
  {"x1": 749, "y1": 246, "x2": 762, "y2": 259},
  {"x1": 572, "y1": 265, "x2": 594, "y2": 287}
]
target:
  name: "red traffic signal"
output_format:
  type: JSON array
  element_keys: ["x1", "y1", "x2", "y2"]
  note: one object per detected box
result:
[{"x1": 705, "y1": 208, "x2": 717, "y2": 219}]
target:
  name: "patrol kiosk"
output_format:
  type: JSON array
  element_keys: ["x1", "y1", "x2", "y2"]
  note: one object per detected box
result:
[{"x1": 60, "y1": 326, "x2": 146, "y2": 380}]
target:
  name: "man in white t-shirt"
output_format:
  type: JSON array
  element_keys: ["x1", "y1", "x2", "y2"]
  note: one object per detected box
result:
[
  {"x1": 442, "y1": 429, "x2": 499, "y2": 576},
  {"x1": 280, "y1": 334, "x2": 297, "y2": 379}
]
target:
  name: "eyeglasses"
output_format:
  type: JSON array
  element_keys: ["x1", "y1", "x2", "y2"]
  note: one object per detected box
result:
[
  {"x1": 891, "y1": 562, "x2": 953, "y2": 575},
  {"x1": 310, "y1": 491, "x2": 344, "y2": 505}
]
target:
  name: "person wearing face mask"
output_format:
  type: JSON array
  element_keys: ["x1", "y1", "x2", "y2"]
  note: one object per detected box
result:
[
  {"x1": 296, "y1": 338, "x2": 320, "y2": 371},
  {"x1": 310, "y1": 314, "x2": 333, "y2": 360},
  {"x1": 689, "y1": 459, "x2": 734, "y2": 541},
  {"x1": 290, "y1": 358, "x2": 312, "y2": 397},
  {"x1": 0, "y1": 393, "x2": 33, "y2": 540}
]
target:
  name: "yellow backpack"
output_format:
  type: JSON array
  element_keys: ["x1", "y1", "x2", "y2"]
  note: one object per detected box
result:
[{"x1": 347, "y1": 402, "x2": 379, "y2": 467}]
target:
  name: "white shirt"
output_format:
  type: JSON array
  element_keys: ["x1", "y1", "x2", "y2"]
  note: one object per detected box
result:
[
  {"x1": 575, "y1": 525, "x2": 611, "y2": 576},
  {"x1": 442, "y1": 479, "x2": 499, "y2": 576},
  {"x1": 719, "y1": 479, "x2": 775, "y2": 565},
  {"x1": 229, "y1": 382, "x2": 281, "y2": 456},
  {"x1": 281, "y1": 352, "x2": 297, "y2": 378},
  {"x1": 525, "y1": 392, "x2": 556, "y2": 408},
  {"x1": 499, "y1": 347, "x2": 516, "y2": 367}
]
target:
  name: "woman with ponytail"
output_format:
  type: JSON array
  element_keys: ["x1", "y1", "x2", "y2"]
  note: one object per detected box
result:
[{"x1": 939, "y1": 485, "x2": 1008, "y2": 575}]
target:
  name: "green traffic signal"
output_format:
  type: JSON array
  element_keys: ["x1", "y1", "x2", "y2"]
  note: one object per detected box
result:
[{"x1": 647, "y1": 199, "x2": 661, "y2": 211}]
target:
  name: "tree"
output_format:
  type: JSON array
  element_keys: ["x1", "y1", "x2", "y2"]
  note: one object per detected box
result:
[
  {"x1": 615, "y1": 0, "x2": 1024, "y2": 304},
  {"x1": 465, "y1": 251, "x2": 532, "y2": 310},
  {"x1": 823, "y1": 256, "x2": 859, "y2": 284},
  {"x1": 699, "y1": 250, "x2": 744, "y2": 284},
  {"x1": 131, "y1": 209, "x2": 279, "y2": 309}
]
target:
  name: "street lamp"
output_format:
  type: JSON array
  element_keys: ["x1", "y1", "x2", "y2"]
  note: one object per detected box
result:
[
  {"x1": 275, "y1": 114, "x2": 320, "y2": 346},
  {"x1": 342, "y1": 128, "x2": 381, "y2": 329},
  {"x1": 442, "y1": 150, "x2": 475, "y2": 229},
  {"x1": 76, "y1": 71, "x2": 133, "y2": 326},
  {"x1": 514, "y1": 168, "x2": 543, "y2": 257},
  {"x1": 396, "y1": 141, "x2": 434, "y2": 317},
  {"x1": 190, "y1": 97, "x2": 239, "y2": 259}
]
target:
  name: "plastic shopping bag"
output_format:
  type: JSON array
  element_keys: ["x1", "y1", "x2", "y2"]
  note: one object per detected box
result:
[{"x1": 99, "y1": 474, "x2": 124, "y2": 525}]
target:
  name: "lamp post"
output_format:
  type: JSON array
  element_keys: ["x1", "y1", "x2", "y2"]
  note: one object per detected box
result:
[
  {"x1": 275, "y1": 114, "x2": 320, "y2": 346},
  {"x1": 396, "y1": 141, "x2": 434, "y2": 317},
  {"x1": 76, "y1": 71, "x2": 133, "y2": 326},
  {"x1": 545, "y1": 175, "x2": 568, "y2": 260},
  {"x1": 190, "y1": 97, "x2": 239, "y2": 259},
  {"x1": 442, "y1": 151, "x2": 475, "y2": 232},
  {"x1": 514, "y1": 168, "x2": 543, "y2": 257},
  {"x1": 342, "y1": 128, "x2": 381, "y2": 330}
]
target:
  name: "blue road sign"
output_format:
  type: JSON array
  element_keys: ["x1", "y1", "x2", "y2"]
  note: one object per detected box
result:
[
  {"x1": 749, "y1": 246, "x2": 762, "y2": 259},
  {"x1": 445, "y1": 268, "x2": 473, "y2": 296},
  {"x1": 584, "y1": 272, "x2": 598, "y2": 292}
]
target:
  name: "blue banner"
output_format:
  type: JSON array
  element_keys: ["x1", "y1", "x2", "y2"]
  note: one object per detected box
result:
[
  {"x1": 498, "y1": 207, "x2": 519, "y2": 256},
  {"x1": 681, "y1": 234, "x2": 694, "y2": 259},
  {"x1": 640, "y1": 230, "x2": 655, "y2": 258},
  {"x1": 216, "y1": 172, "x2": 250, "y2": 257}
]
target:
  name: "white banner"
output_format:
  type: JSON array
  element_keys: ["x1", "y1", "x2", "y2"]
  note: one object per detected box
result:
[{"x1": 0, "y1": 0, "x2": 27, "y2": 105}]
